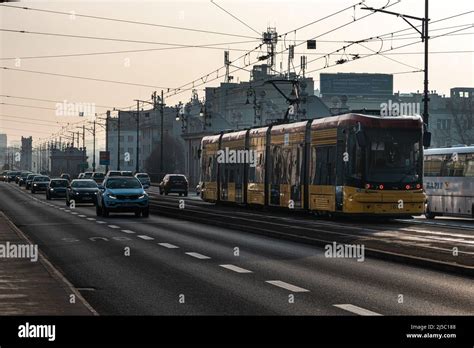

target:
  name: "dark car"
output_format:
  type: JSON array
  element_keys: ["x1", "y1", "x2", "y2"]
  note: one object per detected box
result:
[
  {"x1": 83, "y1": 172, "x2": 94, "y2": 179},
  {"x1": 25, "y1": 173, "x2": 39, "y2": 190},
  {"x1": 17, "y1": 171, "x2": 32, "y2": 186},
  {"x1": 7, "y1": 171, "x2": 21, "y2": 183},
  {"x1": 60, "y1": 173, "x2": 71, "y2": 182},
  {"x1": 106, "y1": 170, "x2": 122, "y2": 177},
  {"x1": 120, "y1": 171, "x2": 133, "y2": 176},
  {"x1": 66, "y1": 179, "x2": 99, "y2": 206},
  {"x1": 135, "y1": 173, "x2": 150, "y2": 189},
  {"x1": 96, "y1": 176, "x2": 149, "y2": 217},
  {"x1": 0, "y1": 170, "x2": 9, "y2": 182},
  {"x1": 46, "y1": 178, "x2": 69, "y2": 200},
  {"x1": 31, "y1": 175, "x2": 50, "y2": 193},
  {"x1": 92, "y1": 172, "x2": 105, "y2": 184},
  {"x1": 159, "y1": 174, "x2": 188, "y2": 196}
]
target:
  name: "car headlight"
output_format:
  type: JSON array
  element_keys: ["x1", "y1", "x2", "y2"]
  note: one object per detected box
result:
[
  {"x1": 138, "y1": 194, "x2": 147, "y2": 199},
  {"x1": 107, "y1": 194, "x2": 117, "y2": 199},
  {"x1": 33, "y1": 183, "x2": 37, "y2": 186},
  {"x1": 50, "y1": 188, "x2": 54, "y2": 191}
]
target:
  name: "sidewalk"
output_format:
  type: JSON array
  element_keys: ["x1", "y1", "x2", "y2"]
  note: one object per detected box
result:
[{"x1": 0, "y1": 211, "x2": 96, "y2": 315}]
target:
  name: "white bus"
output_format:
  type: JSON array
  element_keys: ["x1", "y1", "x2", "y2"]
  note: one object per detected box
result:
[{"x1": 423, "y1": 146, "x2": 474, "y2": 219}]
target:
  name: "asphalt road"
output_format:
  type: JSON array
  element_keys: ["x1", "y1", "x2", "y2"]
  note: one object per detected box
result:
[{"x1": 1, "y1": 182, "x2": 473, "y2": 315}]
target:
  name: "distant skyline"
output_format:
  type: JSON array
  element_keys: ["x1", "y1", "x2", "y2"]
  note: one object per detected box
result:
[{"x1": 1, "y1": 0, "x2": 473, "y2": 144}]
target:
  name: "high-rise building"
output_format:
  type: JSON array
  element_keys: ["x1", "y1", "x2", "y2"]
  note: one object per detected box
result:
[
  {"x1": 0, "y1": 134, "x2": 7, "y2": 169},
  {"x1": 21, "y1": 136, "x2": 32, "y2": 171}
]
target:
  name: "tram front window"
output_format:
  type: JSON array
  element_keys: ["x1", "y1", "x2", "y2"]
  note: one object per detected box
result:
[{"x1": 365, "y1": 129, "x2": 422, "y2": 184}]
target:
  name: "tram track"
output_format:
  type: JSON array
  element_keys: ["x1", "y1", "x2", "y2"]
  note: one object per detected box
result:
[{"x1": 148, "y1": 193, "x2": 474, "y2": 275}]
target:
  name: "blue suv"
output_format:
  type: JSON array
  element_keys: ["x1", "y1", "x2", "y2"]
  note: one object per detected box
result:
[{"x1": 96, "y1": 176, "x2": 149, "y2": 217}]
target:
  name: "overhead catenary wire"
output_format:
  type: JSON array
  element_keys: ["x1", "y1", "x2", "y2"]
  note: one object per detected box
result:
[
  {"x1": 0, "y1": 66, "x2": 173, "y2": 90},
  {"x1": 0, "y1": 3, "x2": 260, "y2": 40},
  {"x1": 210, "y1": 0, "x2": 260, "y2": 36}
]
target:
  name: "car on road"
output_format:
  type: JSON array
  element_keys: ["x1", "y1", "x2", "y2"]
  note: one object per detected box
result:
[
  {"x1": 120, "y1": 171, "x2": 133, "y2": 176},
  {"x1": 92, "y1": 172, "x2": 105, "y2": 184},
  {"x1": 31, "y1": 175, "x2": 50, "y2": 193},
  {"x1": 25, "y1": 173, "x2": 39, "y2": 190},
  {"x1": 46, "y1": 178, "x2": 69, "y2": 200},
  {"x1": 0, "y1": 170, "x2": 9, "y2": 182},
  {"x1": 159, "y1": 174, "x2": 188, "y2": 196},
  {"x1": 60, "y1": 173, "x2": 71, "y2": 182},
  {"x1": 15, "y1": 171, "x2": 30, "y2": 184},
  {"x1": 17, "y1": 171, "x2": 32, "y2": 186},
  {"x1": 6, "y1": 171, "x2": 21, "y2": 183},
  {"x1": 83, "y1": 172, "x2": 94, "y2": 179},
  {"x1": 196, "y1": 181, "x2": 203, "y2": 196},
  {"x1": 96, "y1": 176, "x2": 149, "y2": 217},
  {"x1": 135, "y1": 173, "x2": 150, "y2": 189},
  {"x1": 66, "y1": 179, "x2": 99, "y2": 206},
  {"x1": 106, "y1": 170, "x2": 122, "y2": 177}
]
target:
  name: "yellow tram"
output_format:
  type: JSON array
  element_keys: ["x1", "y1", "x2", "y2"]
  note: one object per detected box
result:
[{"x1": 200, "y1": 113, "x2": 426, "y2": 217}]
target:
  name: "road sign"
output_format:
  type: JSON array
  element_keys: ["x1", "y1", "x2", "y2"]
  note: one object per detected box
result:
[{"x1": 99, "y1": 151, "x2": 110, "y2": 166}]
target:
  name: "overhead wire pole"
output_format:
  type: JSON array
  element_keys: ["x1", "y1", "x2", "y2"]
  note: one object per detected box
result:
[{"x1": 361, "y1": 0, "x2": 431, "y2": 146}]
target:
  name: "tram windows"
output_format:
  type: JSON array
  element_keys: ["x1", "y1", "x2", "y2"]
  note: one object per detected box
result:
[
  {"x1": 346, "y1": 136, "x2": 363, "y2": 180},
  {"x1": 312, "y1": 146, "x2": 336, "y2": 185}
]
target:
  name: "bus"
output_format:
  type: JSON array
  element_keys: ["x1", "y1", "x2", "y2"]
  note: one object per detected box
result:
[
  {"x1": 423, "y1": 145, "x2": 474, "y2": 219},
  {"x1": 200, "y1": 113, "x2": 426, "y2": 217}
]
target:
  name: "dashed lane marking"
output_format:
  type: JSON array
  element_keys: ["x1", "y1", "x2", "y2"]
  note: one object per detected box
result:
[
  {"x1": 333, "y1": 304, "x2": 382, "y2": 316},
  {"x1": 265, "y1": 280, "x2": 309, "y2": 293},
  {"x1": 185, "y1": 252, "x2": 211, "y2": 260},
  {"x1": 219, "y1": 264, "x2": 252, "y2": 273}
]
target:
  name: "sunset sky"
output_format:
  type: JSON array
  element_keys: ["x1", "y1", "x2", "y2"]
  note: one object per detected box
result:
[{"x1": 1, "y1": 0, "x2": 473, "y2": 146}]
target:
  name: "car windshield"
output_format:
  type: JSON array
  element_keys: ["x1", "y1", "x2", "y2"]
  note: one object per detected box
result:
[
  {"x1": 106, "y1": 178, "x2": 142, "y2": 189},
  {"x1": 93, "y1": 173, "x2": 105, "y2": 178},
  {"x1": 137, "y1": 175, "x2": 149, "y2": 180},
  {"x1": 34, "y1": 176, "x2": 49, "y2": 181},
  {"x1": 71, "y1": 180, "x2": 97, "y2": 188},
  {"x1": 83, "y1": 173, "x2": 93, "y2": 178},
  {"x1": 365, "y1": 129, "x2": 422, "y2": 183},
  {"x1": 27, "y1": 175, "x2": 37, "y2": 180},
  {"x1": 169, "y1": 175, "x2": 186, "y2": 182},
  {"x1": 50, "y1": 180, "x2": 68, "y2": 187}
]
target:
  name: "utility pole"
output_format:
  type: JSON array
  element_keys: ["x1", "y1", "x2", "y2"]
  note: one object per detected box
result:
[
  {"x1": 82, "y1": 125, "x2": 86, "y2": 170},
  {"x1": 117, "y1": 111, "x2": 121, "y2": 171},
  {"x1": 105, "y1": 111, "x2": 110, "y2": 173},
  {"x1": 361, "y1": 1, "x2": 431, "y2": 145},
  {"x1": 92, "y1": 120, "x2": 96, "y2": 172},
  {"x1": 160, "y1": 90, "x2": 164, "y2": 175},
  {"x1": 136, "y1": 100, "x2": 140, "y2": 173}
]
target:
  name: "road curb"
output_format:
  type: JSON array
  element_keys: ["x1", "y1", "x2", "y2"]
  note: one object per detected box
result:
[{"x1": 0, "y1": 210, "x2": 98, "y2": 316}]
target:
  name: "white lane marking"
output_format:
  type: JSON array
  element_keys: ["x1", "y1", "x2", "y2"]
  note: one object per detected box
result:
[
  {"x1": 121, "y1": 229, "x2": 135, "y2": 234},
  {"x1": 70, "y1": 212, "x2": 78, "y2": 215},
  {"x1": 265, "y1": 280, "x2": 309, "y2": 293},
  {"x1": 107, "y1": 225, "x2": 120, "y2": 229},
  {"x1": 96, "y1": 221, "x2": 106, "y2": 224},
  {"x1": 219, "y1": 264, "x2": 252, "y2": 273},
  {"x1": 333, "y1": 304, "x2": 382, "y2": 316},
  {"x1": 185, "y1": 252, "x2": 211, "y2": 260},
  {"x1": 137, "y1": 235, "x2": 154, "y2": 240},
  {"x1": 65, "y1": 210, "x2": 71, "y2": 212},
  {"x1": 78, "y1": 214, "x2": 86, "y2": 217},
  {"x1": 59, "y1": 208, "x2": 65, "y2": 210},
  {"x1": 86, "y1": 218, "x2": 96, "y2": 221},
  {"x1": 158, "y1": 242, "x2": 179, "y2": 249}
]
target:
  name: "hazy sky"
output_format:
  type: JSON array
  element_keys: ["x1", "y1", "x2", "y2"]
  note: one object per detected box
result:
[{"x1": 1, "y1": 0, "x2": 473, "y2": 145}]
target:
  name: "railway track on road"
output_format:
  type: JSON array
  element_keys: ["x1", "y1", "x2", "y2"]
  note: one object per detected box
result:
[{"x1": 148, "y1": 192, "x2": 474, "y2": 275}]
